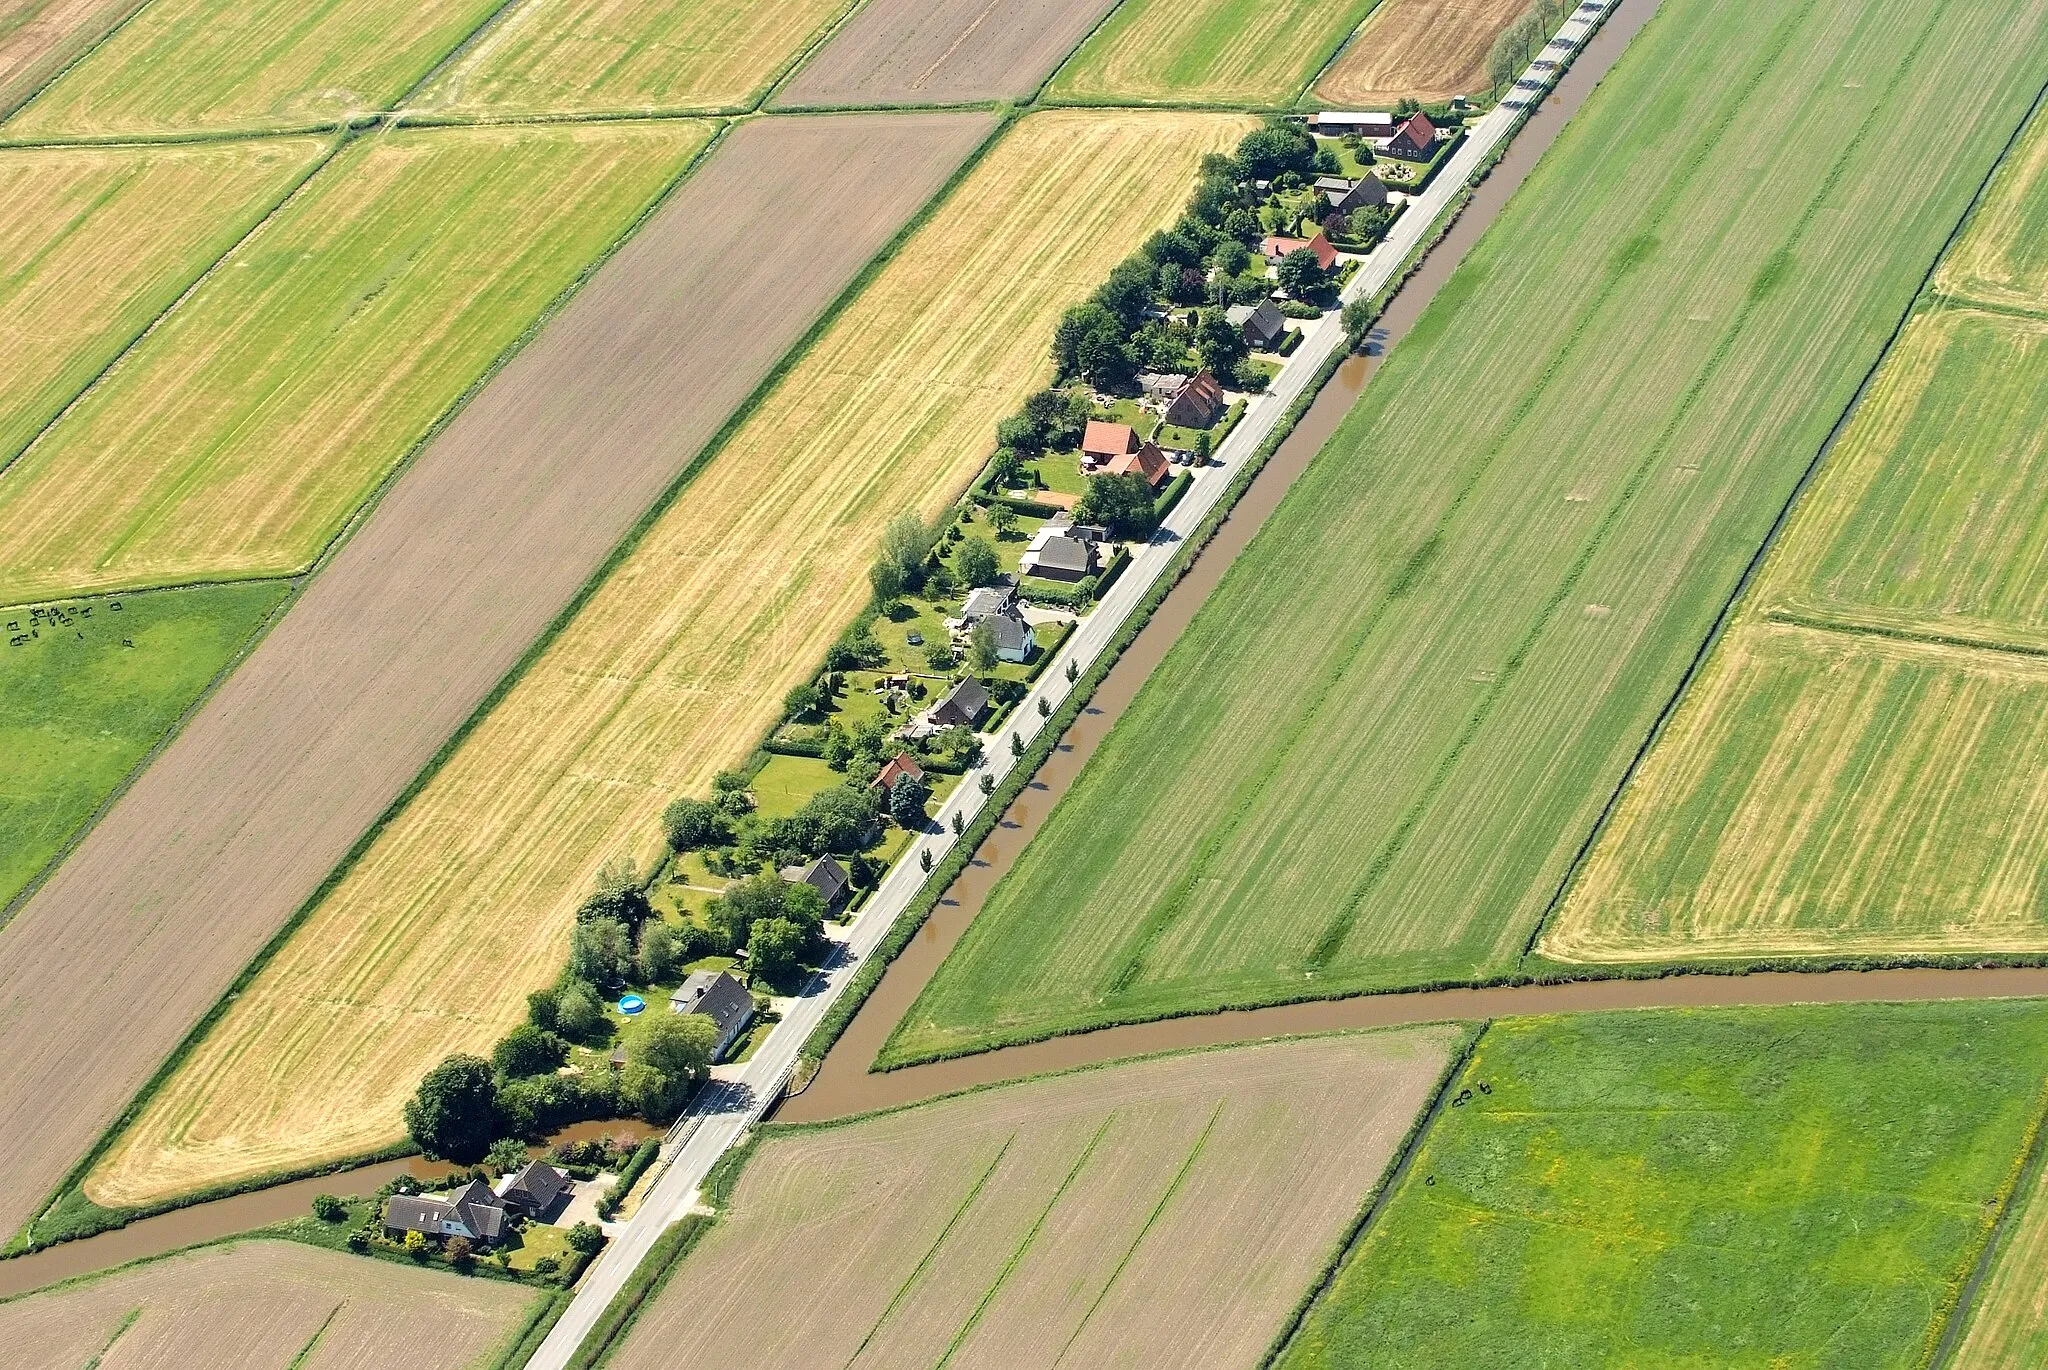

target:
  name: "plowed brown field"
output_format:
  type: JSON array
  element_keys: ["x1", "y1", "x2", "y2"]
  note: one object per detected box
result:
[
  {"x1": 0, "y1": 0, "x2": 143, "y2": 116},
  {"x1": 0, "y1": 113, "x2": 989, "y2": 1245},
  {"x1": 0, "y1": 1238, "x2": 538, "y2": 1368},
  {"x1": 1314, "y1": 0, "x2": 1531, "y2": 106},
  {"x1": 609, "y1": 1031, "x2": 1460, "y2": 1370},
  {"x1": 773, "y1": 0, "x2": 1119, "y2": 107}
]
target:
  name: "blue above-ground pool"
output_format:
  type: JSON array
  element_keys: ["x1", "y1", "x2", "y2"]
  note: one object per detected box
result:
[{"x1": 618, "y1": 993, "x2": 646, "y2": 1015}]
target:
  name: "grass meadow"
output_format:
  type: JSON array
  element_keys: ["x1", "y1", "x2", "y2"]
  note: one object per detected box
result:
[
  {"x1": 1045, "y1": 0, "x2": 1379, "y2": 107},
  {"x1": 86, "y1": 111, "x2": 1254, "y2": 1208},
  {"x1": 0, "y1": 139, "x2": 324, "y2": 468},
  {"x1": 0, "y1": 580, "x2": 287, "y2": 913},
  {"x1": 2, "y1": 0, "x2": 501, "y2": 137},
  {"x1": 1937, "y1": 111, "x2": 2048, "y2": 313},
  {"x1": 0, "y1": 121, "x2": 708, "y2": 606},
  {"x1": 883, "y1": 0, "x2": 2048, "y2": 1066},
  {"x1": 411, "y1": 0, "x2": 847, "y2": 117},
  {"x1": 1547, "y1": 145, "x2": 2048, "y2": 963},
  {"x1": 1274, "y1": 1004, "x2": 2048, "y2": 1369},
  {"x1": 606, "y1": 1031, "x2": 1459, "y2": 1370},
  {"x1": 1949, "y1": 1119, "x2": 2048, "y2": 1366},
  {"x1": 1313, "y1": 0, "x2": 1529, "y2": 106}
]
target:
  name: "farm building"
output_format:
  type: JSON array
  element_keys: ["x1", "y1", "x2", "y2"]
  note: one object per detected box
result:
[
  {"x1": 1139, "y1": 371, "x2": 1189, "y2": 401},
  {"x1": 1387, "y1": 112, "x2": 1439, "y2": 159},
  {"x1": 383, "y1": 1180, "x2": 509, "y2": 1247},
  {"x1": 1308, "y1": 111, "x2": 1396, "y2": 139},
  {"x1": 1228, "y1": 301, "x2": 1290, "y2": 351},
  {"x1": 670, "y1": 971, "x2": 755, "y2": 1059},
  {"x1": 1162, "y1": 369, "x2": 1226, "y2": 427},
  {"x1": 780, "y1": 855, "x2": 852, "y2": 913},
  {"x1": 1105, "y1": 441, "x2": 1170, "y2": 489},
  {"x1": 1081, "y1": 420, "x2": 1140, "y2": 470}
]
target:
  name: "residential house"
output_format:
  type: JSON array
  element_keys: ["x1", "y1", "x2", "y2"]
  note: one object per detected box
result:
[
  {"x1": 780, "y1": 854, "x2": 852, "y2": 913},
  {"x1": 1161, "y1": 369, "x2": 1226, "y2": 428},
  {"x1": 983, "y1": 610, "x2": 1036, "y2": 663},
  {"x1": 670, "y1": 970, "x2": 755, "y2": 1059},
  {"x1": 927, "y1": 677, "x2": 990, "y2": 729},
  {"x1": 1315, "y1": 174, "x2": 1389, "y2": 214},
  {"x1": 1228, "y1": 300, "x2": 1289, "y2": 351},
  {"x1": 1262, "y1": 232, "x2": 1339, "y2": 272},
  {"x1": 499, "y1": 1161, "x2": 569, "y2": 1219},
  {"x1": 1307, "y1": 111, "x2": 1396, "y2": 139},
  {"x1": 383, "y1": 1180, "x2": 509, "y2": 1247},
  {"x1": 1020, "y1": 519, "x2": 1099, "y2": 582},
  {"x1": 1386, "y1": 112, "x2": 1438, "y2": 160},
  {"x1": 1080, "y1": 420, "x2": 1139, "y2": 471},
  {"x1": 959, "y1": 584, "x2": 1020, "y2": 624},
  {"x1": 869, "y1": 753, "x2": 926, "y2": 794},
  {"x1": 1104, "y1": 440, "x2": 1170, "y2": 489},
  {"x1": 1139, "y1": 371, "x2": 1189, "y2": 402}
]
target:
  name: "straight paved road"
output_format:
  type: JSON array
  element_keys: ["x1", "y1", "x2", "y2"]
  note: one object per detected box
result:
[
  {"x1": 0, "y1": 112, "x2": 994, "y2": 1246},
  {"x1": 525, "y1": 6, "x2": 1626, "y2": 1362}
]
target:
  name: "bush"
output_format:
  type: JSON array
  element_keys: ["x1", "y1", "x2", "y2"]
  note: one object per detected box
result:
[
  {"x1": 446, "y1": 1236, "x2": 475, "y2": 1271},
  {"x1": 486, "y1": 1136, "x2": 530, "y2": 1175},
  {"x1": 567, "y1": 1222, "x2": 606, "y2": 1255},
  {"x1": 637, "y1": 919, "x2": 682, "y2": 984},
  {"x1": 312, "y1": 1193, "x2": 348, "y2": 1222},
  {"x1": 889, "y1": 772, "x2": 932, "y2": 829},
  {"x1": 954, "y1": 536, "x2": 1000, "y2": 589},
  {"x1": 749, "y1": 916, "x2": 807, "y2": 983},
  {"x1": 660, "y1": 797, "x2": 727, "y2": 852},
  {"x1": 533, "y1": 1255, "x2": 560, "y2": 1277},
  {"x1": 782, "y1": 682, "x2": 823, "y2": 720},
  {"x1": 1075, "y1": 472, "x2": 1160, "y2": 541},
  {"x1": 555, "y1": 980, "x2": 607, "y2": 1041},
  {"x1": 404, "y1": 1230, "x2": 429, "y2": 1259},
  {"x1": 347, "y1": 1228, "x2": 370, "y2": 1252},
  {"x1": 1231, "y1": 357, "x2": 1270, "y2": 392},
  {"x1": 570, "y1": 915, "x2": 632, "y2": 990},
  {"x1": 497, "y1": 1071, "x2": 620, "y2": 1137},
  {"x1": 405, "y1": 1055, "x2": 498, "y2": 1163},
  {"x1": 492, "y1": 1024, "x2": 569, "y2": 1079}
]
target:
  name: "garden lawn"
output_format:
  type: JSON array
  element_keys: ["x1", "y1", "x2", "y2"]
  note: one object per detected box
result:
[
  {"x1": 0, "y1": 580, "x2": 287, "y2": 913},
  {"x1": 2, "y1": 0, "x2": 502, "y2": 136},
  {"x1": 885, "y1": 0, "x2": 2048, "y2": 1065},
  {"x1": 411, "y1": 0, "x2": 845, "y2": 117},
  {"x1": 1275, "y1": 1003, "x2": 2048, "y2": 1369},
  {"x1": 1047, "y1": 0, "x2": 1378, "y2": 106},
  {"x1": 0, "y1": 121, "x2": 708, "y2": 605},
  {"x1": 87, "y1": 109, "x2": 1252, "y2": 1210},
  {"x1": 0, "y1": 139, "x2": 324, "y2": 467}
]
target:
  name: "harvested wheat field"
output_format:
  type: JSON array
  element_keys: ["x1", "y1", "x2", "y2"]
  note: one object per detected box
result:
[
  {"x1": 0, "y1": 1238, "x2": 540, "y2": 1369},
  {"x1": 411, "y1": 0, "x2": 846, "y2": 117},
  {"x1": 89, "y1": 109, "x2": 1248, "y2": 1209},
  {"x1": 0, "y1": 114, "x2": 986, "y2": 1244},
  {"x1": 1544, "y1": 302, "x2": 2048, "y2": 965},
  {"x1": 609, "y1": 1031, "x2": 1460, "y2": 1370},
  {"x1": 0, "y1": 121, "x2": 708, "y2": 606},
  {"x1": 0, "y1": 0, "x2": 145, "y2": 117},
  {"x1": 2, "y1": 0, "x2": 499, "y2": 137},
  {"x1": 1047, "y1": 0, "x2": 1378, "y2": 106},
  {"x1": 1949, "y1": 1144, "x2": 2048, "y2": 1367},
  {"x1": 774, "y1": 0, "x2": 1119, "y2": 107},
  {"x1": 1315, "y1": 0, "x2": 1531, "y2": 106},
  {"x1": 0, "y1": 138, "x2": 323, "y2": 468}
]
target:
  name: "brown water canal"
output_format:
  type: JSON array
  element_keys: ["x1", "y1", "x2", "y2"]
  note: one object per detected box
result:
[{"x1": 773, "y1": 0, "x2": 2048, "y2": 1128}]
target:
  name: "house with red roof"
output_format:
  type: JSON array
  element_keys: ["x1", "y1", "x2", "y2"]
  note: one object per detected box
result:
[
  {"x1": 1261, "y1": 231, "x2": 1339, "y2": 273},
  {"x1": 1081, "y1": 420, "x2": 1139, "y2": 471},
  {"x1": 1104, "y1": 440, "x2": 1170, "y2": 489},
  {"x1": 1386, "y1": 112, "x2": 1439, "y2": 161}
]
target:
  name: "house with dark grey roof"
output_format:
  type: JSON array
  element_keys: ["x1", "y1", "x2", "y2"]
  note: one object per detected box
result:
[
  {"x1": 927, "y1": 677, "x2": 990, "y2": 729},
  {"x1": 1228, "y1": 301, "x2": 1289, "y2": 352},
  {"x1": 498, "y1": 1160, "x2": 569, "y2": 1219},
  {"x1": 382, "y1": 1179, "x2": 510, "y2": 1247},
  {"x1": 1315, "y1": 174, "x2": 1389, "y2": 214},
  {"x1": 1020, "y1": 526, "x2": 1097, "y2": 583},
  {"x1": 983, "y1": 610, "x2": 1036, "y2": 663},
  {"x1": 670, "y1": 969, "x2": 755, "y2": 1059},
  {"x1": 781, "y1": 854, "x2": 852, "y2": 912},
  {"x1": 959, "y1": 584, "x2": 1019, "y2": 624}
]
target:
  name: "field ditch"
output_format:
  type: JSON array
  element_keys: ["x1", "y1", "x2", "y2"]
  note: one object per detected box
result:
[
  {"x1": 0, "y1": 112, "x2": 987, "y2": 1249},
  {"x1": 86, "y1": 108, "x2": 1250, "y2": 1214},
  {"x1": 606, "y1": 1031, "x2": 1460, "y2": 1370},
  {"x1": 876, "y1": 0, "x2": 2048, "y2": 1069}
]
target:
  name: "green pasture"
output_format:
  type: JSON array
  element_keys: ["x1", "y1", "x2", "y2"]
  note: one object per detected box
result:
[
  {"x1": 0, "y1": 580, "x2": 288, "y2": 912},
  {"x1": 883, "y1": 0, "x2": 2048, "y2": 1065},
  {"x1": 1762, "y1": 305, "x2": 2048, "y2": 650},
  {"x1": 1275, "y1": 1003, "x2": 2048, "y2": 1368},
  {"x1": 4, "y1": 0, "x2": 502, "y2": 137},
  {"x1": 1047, "y1": 0, "x2": 1378, "y2": 107}
]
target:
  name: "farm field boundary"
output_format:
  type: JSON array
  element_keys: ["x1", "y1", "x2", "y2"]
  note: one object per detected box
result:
[
  {"x1": 1314, "y1": 0, "x2": 1533, "y2": 107},
  {"x1": 877, "y1": 0, "x2": 2048, "y2": 1069},
  {"x1": 0, "y1": 112, "x2": 989, "y2": 1253},
  {"x1": 1043, "y1": 0, "x2": 1381, "y2": 109}
]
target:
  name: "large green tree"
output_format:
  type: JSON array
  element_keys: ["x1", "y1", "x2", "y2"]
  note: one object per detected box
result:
[{"x1": 404, "y1": 1054, "x2": 498, "y2": 1162}]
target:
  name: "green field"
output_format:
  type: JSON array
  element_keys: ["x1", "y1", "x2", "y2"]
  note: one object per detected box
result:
[
  {"x1": 1937, "y1": 108, "x2": 2048, "y2": 312},
  {"x1": 1046, "y1": 0, "x2": 1379, "y2": 106},
  {"x1": 3, "y1": 0, "x2": 501, "y2": 137},
  {"x1": 410, "y1": 0, "x2": 846, "y2": 117},
  {"x1": 0, "y1": 120, "x2": 708, "y2": 606},
  {"x1": 1274, "y1": 1003, "x2": 2048, "y2": 1369},
  {"x1": 0, "y1": 580, "x2": 288, "y2": 912},
  {"x1": 0, "y1": 140, "x2": 324, "y2": 468},
  {"x1": 883, "y1": 0, "x2": 2048, "y2": 1065}
]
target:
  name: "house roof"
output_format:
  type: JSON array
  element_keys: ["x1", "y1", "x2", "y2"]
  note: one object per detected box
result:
[
  {"x1": 933, "y1": 676, "x2": 990, "y2": 725},
  {"x1": 1261, "y1": 234, "x2": 1310, "y2": 260},
  {"x1": 784, "y1": 854, "x2": 851, "y2": 902},
  {"x1": 382, "y1": 1195, "x2": 451, "y2": 1235},
  {"x1": 985, "y1": 611, "x2": 1034, "y2": 654},
  {"x1": 502, "y1": 1160, "x2": 568, "y2": 1211},
  {"x1": 1081, "y1": 420, "x2": 1138, "y2": 458},
  {"x1": 1310, "y1": 110, "x2": 1394, "y2": 128},
  {"x1": 671, "y1": 970, "x2": 753, "y2": 1038},
  {"x1": 1023, "y1": 534, "x2": 1094, "y2": 576},
  {"x1": 1167, "y1": 370, "x2": 1226, "y2": 423},
  {"x1": 869, "y1": 753, "x2": 926, "y2": 791},
  {"x1": 1237, "y1": 300, "x2": 1288, "y2": 344},
  {"x1": 1138, "y1": 371, "x2": 1189, "y2": 398},
  {"x1": 447, "y1": 1180, "x2": 507, "y2": 1242},
  {"x1": 1105, "y1": 441, "x2": 1170, "y2": 488},
  {"x1": 1303, "y1": 232, "x2": 1339, "y2": 271},
  {"x1": 1313, "y1": 175, "x2": 1356, "y2": 195},
  {"x1": 960, "y1": 585, "x2": 1018, "y2": 622}
]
